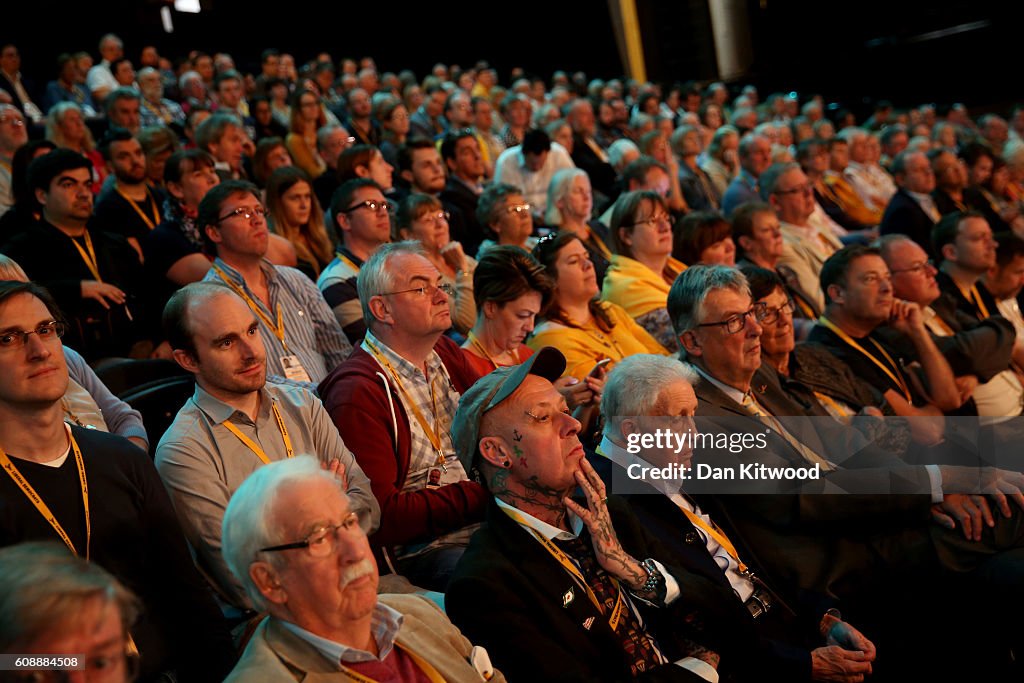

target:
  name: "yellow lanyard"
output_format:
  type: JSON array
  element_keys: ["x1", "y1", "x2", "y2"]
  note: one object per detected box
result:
[
  {"x1": 336, "y1": 642, "x2": 447, "y2": 683},
  {"x1": 793, "y1": 293, "x2": 816, "y2": 319},
  {"x1": 501, "y1": 506, "x2": 627, "y2": 631},
  {"x1": 364, "y1": 340, "x2": 446, "y2": 467},
  {"x1": 114, "y1": 183, "x2": 160, "y2": 231},
  {"x1": 956, "y1": 283, "x2": 991, "y2": 320},
  {"x1": 466, "y1": 331, "x2": 516, "y2": 369},
  {"x1": 335, "y1": 251, "x2": 361, "y2": 273},
  {"x1": 819, "y1": 316, "x2": 912, "y2": 403},
  {"x1": 0, "y1": 430, "x2": 90, "y2": 560},
  {"x1": 675, "y1": 504, "x2": 748, "y2": 575},
  {"x1": 221, "y1": 402, "x2": 294, "y2": 465},
  {"x1": 212, "y1": 265, "x2": 289, "y2": 352},
  {"x1": 69, "y1": 231, "x2": 102, "y2": 282},
  {"x1": 814, "y1": 392, "x2": 850, "y2": 418}
]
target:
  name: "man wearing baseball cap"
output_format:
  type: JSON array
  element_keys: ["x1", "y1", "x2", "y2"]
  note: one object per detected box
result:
[{"x1": 445, "y1": 346, "x2": 756, "y2": 682}]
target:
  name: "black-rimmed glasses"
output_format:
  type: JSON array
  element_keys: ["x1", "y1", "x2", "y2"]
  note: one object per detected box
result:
[
  {"x1": 260, "y1": 511, "x2": 361, "y2": 558},
  {"x1": 696, "y1": 302, "x2": 768, "y2": 335},
  {"x1": 217, "y1": 206, "x2": 267, "y2": 223},
  {"x1": 343, "y1": 199, "x2": 394, "y2": 214},
  {"x1": 758, "y1": 299, "x2": 796, "y2": 325}
]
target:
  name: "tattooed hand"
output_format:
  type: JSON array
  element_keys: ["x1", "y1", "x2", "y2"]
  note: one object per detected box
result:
[{"x1": 564, "y1": 459, "x2": 648, "y2": 592}]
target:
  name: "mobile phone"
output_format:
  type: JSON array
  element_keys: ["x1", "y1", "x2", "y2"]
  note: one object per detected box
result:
[{"x1": 587, "y1": 358, "x2": 612, "y2": 378}]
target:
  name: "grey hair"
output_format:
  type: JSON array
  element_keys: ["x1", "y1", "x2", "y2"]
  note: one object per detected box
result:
[
  {"x1": 357, "y1": 240, "x2": 427, "y2": 328},
  {"x1": 601, "y1": 354, "x2": 699, "y2": 440},
  {"x1": 0, "y1": 541, "x2": 139, "y2": 651},
  {"x1": 222, "y1": 455, "x2": 343, "y2": 612},
  {"x1": 316, "y1": 122, "x2": 347, "y2": 152},
  {"x1": 545, "y1": 167, "x2": 589, "y2": 225},
  {"x1": 1004, "y1": 139, "x2": 1024, "y2": 171},
  {"x1": 667, "y1": 265, "x2": 750, "y2": 359},
  {"x1": 758, "y1": 162, "x2": 801, "y2": 200},
  {"x1": 608, "y1": 138, "x2": 640, "y2": 171},
  {"x1": 837, "y1": 126, "x2": 868, "y2": 144}
]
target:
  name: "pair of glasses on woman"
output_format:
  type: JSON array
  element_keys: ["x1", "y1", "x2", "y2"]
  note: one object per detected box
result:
[{"x1": 696, "y1": 299, "x2": 795, "y2": 335}]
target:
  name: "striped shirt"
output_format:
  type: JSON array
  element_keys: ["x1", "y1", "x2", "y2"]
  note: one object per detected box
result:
[
  {"x1": 317, "y1": 247, "x2": 366, "y2": 345},
  {"x1": 204, "y1": 258, "x2": 352, "y2": 385},
  {"x1": 361, "y1": 331, "x2": 478, "y2": 558}
]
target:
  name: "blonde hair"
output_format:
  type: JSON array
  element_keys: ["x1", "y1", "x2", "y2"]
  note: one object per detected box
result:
[
  {"x1": 45, "y1": 102, "x2": 97, "y2": 153},
  {"x1": 0, "y1": 255, "x2": 29, "y2": 282}
]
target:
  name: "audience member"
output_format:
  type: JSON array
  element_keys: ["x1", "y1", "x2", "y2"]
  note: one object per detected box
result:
[
  {"x1": 220, "y1": 456, "x2": 504, "y2": 682},
  {"x1": 156, "y1": 282, "x2": 378, "y2": 618},
  {"x1": 199, "y1": 180, "x2": 351, "y2": 384},
  {"x1": 318, "y1": 241, "x2": 486, "y2": 590}
]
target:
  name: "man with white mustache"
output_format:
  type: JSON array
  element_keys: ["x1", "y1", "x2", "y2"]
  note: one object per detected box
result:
[{"x1": 221, "y1": 455, "x2": 504, "y2": 682}]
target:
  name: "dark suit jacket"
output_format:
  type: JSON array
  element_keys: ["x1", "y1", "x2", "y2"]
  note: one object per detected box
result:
[
  {"x1": 439, "y1": 177, "x2": 484, "y2": 255},
  {"x1": 447, "y1": 498, "x2": 758, "y2": 682},
  {"x1": 689, "y1": 365, "x2": 937, "y2": 599},
  {"x1": 879, "y1": 189, "x2": 937, "y2": 255},
  {"x1": 609, "y1": 466, "x2": 834, "y2": 681},
  {"x1": 571, "y1": 133, "x2": 617, "y2": 197}
]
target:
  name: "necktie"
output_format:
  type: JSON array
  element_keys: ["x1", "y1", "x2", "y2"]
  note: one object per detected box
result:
[
  {"x1": 552, "y1": 534, "x2": 664, "y2": 675},
  {"x1": 741, "y1": 393, "x2": 835, "y2": 471}
]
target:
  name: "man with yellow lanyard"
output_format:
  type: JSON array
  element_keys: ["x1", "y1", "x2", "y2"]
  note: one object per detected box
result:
[
  {"x1": 222, "y1": 456, "x2": 504, "y2": 683},
  {"x1": 808, "y1": 245, "x2": 965, "y2": 422},
  {"x1": 318, "y1": 178, "x2": 393, "y2": 345},
  {"x1": 92, "y1": 127, "x2": 164, "y2": 261},
  {"x1": 0, "y1": 281, "x2": 235, "y2": 681},
  {"x1": 1, "y1": 148, "x2": 149, "y2": 361},
  {"x1": 198, "y1": 180, "x2": 352, "y2": 386},
  {"x1": 319, "y1": 242, "x2": 486, "y2": 592},
  {"x1": 933, "y1": 211, "x2": 1002, "y2": 325},
  {"x1": 156, "y1": 282, "x2": 378, "y2": 622},
  {"x1": 447, "y1": 346, "x2": 745, "y2": 683}
]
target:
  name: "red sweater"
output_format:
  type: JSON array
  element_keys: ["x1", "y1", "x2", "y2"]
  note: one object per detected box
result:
[{"x1": 318, "y1": 336, "x2": 486, "y2": 550}]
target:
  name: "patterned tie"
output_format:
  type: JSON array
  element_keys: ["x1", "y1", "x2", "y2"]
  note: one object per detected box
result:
[
  {"x1": 741, "y1": 393, "x2": 836, "y2": 471},
  {"x1": 552, "y1": 533, "x2": 664, "y2": 675}
]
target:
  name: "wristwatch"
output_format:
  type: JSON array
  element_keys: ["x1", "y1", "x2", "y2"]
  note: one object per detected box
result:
[{"x1": 635, "y1": 558, "x2": 667, "y2": 602}]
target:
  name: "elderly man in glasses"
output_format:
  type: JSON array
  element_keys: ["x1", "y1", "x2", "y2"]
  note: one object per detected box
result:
[
  {"x1": 318, "y1": 178, "x2": 392, "y2": 345},
  {"x1": 0, "y1": 280, "x2": 235, "y2": 681},
  {"x1": 199, "y1": 180, "x2": 351, "y2": 386},
  {"x1": 221, "y1": 456, "x2": 504, "y2": 682},
  {"x1": 319, "y1": 241, "x2": 486, "y2": 592}
]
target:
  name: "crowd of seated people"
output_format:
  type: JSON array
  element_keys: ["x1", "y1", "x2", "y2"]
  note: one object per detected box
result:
[{"x1": 3, "y1": 33, "x2": 1024, "y2": 681}]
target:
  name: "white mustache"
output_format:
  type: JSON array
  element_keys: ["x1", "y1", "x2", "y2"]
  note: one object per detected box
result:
[{"x1": 340, "y1": 558, "x2": 375, "y2": 588}]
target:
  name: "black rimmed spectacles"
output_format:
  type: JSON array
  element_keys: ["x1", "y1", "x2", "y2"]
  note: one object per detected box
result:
[
  {"x1": 260, "y1": 511, "x2": 362, "y2": 558},
  {"x1": 696, "y1": 302, "x2": 768, "y2": 335},
  {"x1": 343, "y1": 199, "x2": 393, "y2": 214}
]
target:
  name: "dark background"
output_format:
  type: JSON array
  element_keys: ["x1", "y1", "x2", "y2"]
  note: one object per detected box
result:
[{"x1": 5, "y1": 0, "x2": 1016, "y2": 117}]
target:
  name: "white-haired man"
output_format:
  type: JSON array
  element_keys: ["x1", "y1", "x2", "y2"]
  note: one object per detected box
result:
[{"x1": 220, "y1": 455, "x2": 503, "y2": 682}]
